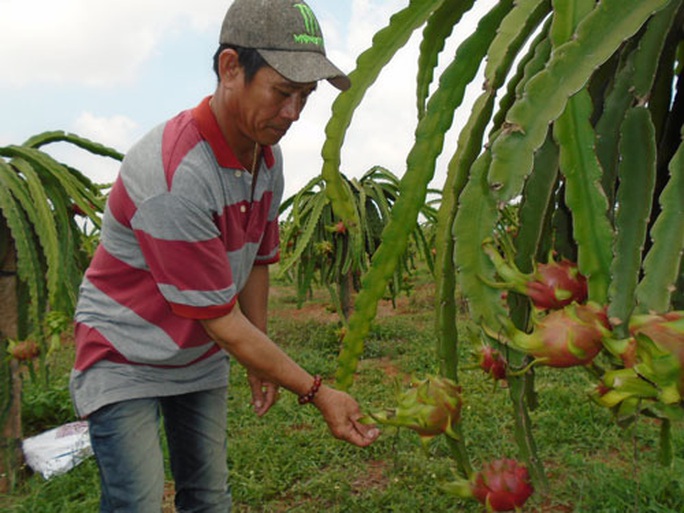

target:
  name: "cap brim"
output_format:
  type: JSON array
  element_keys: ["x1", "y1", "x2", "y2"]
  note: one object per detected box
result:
[{"x1": 257, "y1": 49, "x2": 351, "y2": 91}]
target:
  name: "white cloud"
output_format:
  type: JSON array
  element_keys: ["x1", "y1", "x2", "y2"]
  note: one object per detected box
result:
[
  {"x1": 73, "y1": 112, "x2": 140, "y2": 152},
  {"x1": 39, "y1": 112, "x2": 141, "y2": 185},
  {"x1": 0, "y1": 0, "x2": 226, "y2": 87}
]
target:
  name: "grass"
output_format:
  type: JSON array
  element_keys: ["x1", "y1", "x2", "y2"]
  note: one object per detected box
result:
[{"x1": 3, "y1": 271, "x2": 684, "y2": 512}]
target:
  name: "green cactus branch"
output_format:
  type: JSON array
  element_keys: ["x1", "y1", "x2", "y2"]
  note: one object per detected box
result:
[
  {"x1": 321, "y1": 0, "x2": 443, "y2": 226},
  {"x1": 487, "y1": 0, "x2": 669, "y2": 201},
  {"x1": 335, "y1": 0, "x2": 513, "y2": 392}
]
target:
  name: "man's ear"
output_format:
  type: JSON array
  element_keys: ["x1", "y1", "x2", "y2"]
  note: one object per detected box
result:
[{"x1": 218, "y1": 49, "x2": 242, "y2": 84}]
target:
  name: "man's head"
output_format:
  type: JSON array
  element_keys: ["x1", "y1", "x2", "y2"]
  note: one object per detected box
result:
[{"x1": 217, "y1": 0, "x2": 350, "y2": 91}]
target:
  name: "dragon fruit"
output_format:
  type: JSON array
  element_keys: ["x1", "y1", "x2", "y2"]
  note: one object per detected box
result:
[
  {"x1": 443, "y1": 458, "x2": 534, "y2": 512},
  {"x1": 368, "y1": 375, "x2": 462, "y2": 446},
  {"x1": 487, "y1": 302, "x2": 612, "y2": 368},
  {"x1": 483, "y1": 242, "x2": 588, "y2": 310},
  {"x1": 8, "y1": 339, "x2": 40, "y2": 361},
  {"x1": 592, "y1": 311, "x2": 684, "y2": 421},
  {"x1": 472, "y1": 459, "x2": 534, "y2": 511}
]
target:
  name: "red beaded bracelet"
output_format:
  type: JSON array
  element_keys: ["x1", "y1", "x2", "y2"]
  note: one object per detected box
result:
[{"x1": 298, "y1": 375, "x2": 323, "y2": 405}]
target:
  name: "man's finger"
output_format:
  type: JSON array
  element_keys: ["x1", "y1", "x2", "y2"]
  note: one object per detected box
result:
[{"x1": 352, "y1": 418, "x2": 380, "y2": 443}]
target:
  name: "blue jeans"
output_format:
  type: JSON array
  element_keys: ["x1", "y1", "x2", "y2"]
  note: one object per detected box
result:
[{"x1": 88, "y1": 388, "x2": 232, "y2": 513}]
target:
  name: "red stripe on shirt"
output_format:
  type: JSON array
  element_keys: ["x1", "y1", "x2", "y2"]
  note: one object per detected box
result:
[
  {"x1": 135, "y1": 231, "x2": 233, "y2": 292},
  {"x1": 87, "y1": 248, "x2": 227, "y2": 338},
  {"x1": 162, "y1": 110, "x2": 204, "y2": 191},
  {"x1": 107, "y1": 176, "x2": 136, "y2": 228},
  {"x1": 73, "y1": 323, "x2": 131, "y2": 370},
  {"x1": 170, "y1": 299, "x2": 236, "y2": 319},
  {"x1": 73, "y1": 322, "x2": 224, "y2": 371}
]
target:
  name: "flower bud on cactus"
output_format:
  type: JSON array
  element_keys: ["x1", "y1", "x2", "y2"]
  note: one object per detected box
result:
[
  {"x1": 326, "y1": 221, "x2": 348, "y2": 235},
  {"x1": 483, "y1": 242, "x2": 588, "y2": 310},
  {"x1": 443, "y1": 459, "x2": 534, "y2": 512},
  {"x1": 368, "y1": 375, "x2": 462, "y2": 446},
  {"x1": 314, "y1": 240, "x2": 334, "y2": 256},
  {"x1": 479, "y1": 345, "x2": 507, "y2": 381}
]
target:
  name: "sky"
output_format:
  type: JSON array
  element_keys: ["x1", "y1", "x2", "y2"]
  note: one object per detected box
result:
[{"x1": 0, "y1": 0, "x2": 490, "y2": 201}]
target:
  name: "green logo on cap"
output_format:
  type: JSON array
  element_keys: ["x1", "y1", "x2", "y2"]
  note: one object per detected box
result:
[{"x1": 293, "y1": 3, "x2": 323, "y2": 46}]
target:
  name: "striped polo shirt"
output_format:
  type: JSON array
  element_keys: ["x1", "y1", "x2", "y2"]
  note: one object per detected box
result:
[{"x1": 70, "y1": 96, "x2": 283, "y2": 417}]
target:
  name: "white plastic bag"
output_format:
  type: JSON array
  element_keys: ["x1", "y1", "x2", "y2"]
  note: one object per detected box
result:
[{"x1": 22, "y1": 420, "x2": 93, "y2": 479}]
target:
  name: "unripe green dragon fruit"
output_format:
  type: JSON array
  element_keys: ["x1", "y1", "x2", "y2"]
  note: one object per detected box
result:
[
  {"x1": 482, "y1": 241, "x2": 588, "y2": 311},
  {"x1": 443, "y1": 458, "x2": 534, "y2": 512},
  {"x1": 592, "y1": 311, "x2": 684, "y2": 422},
  {"x1": 367, "y1": 375, "x2": 462, "y2": 446},
  {"x1": 630, "y1": 311, "x2": 684, "y2": 396}
]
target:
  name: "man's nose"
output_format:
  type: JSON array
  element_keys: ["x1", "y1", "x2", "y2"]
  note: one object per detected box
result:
[{"x1": 281, "y1": 94, "x2": 304, "y2": 121}]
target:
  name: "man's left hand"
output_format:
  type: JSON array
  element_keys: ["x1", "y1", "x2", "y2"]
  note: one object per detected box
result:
[{"x1": 247, "y1": 372, "x2": 279, "y2": 417}]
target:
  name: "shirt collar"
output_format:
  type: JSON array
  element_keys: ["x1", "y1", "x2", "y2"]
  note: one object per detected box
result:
[{"x1": 192, "y1": 96, "x2": 275, "y2": 170}]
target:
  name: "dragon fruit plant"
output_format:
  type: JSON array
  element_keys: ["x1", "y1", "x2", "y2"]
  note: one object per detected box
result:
[
  {"x1": 485, "y1": 302, "x2": 612, "y2": 369},
  {"x1": 482, "y1": 241, "x2": 588, "y2": 311},
  {"x1": 443, "y1": 458, "x2": 534, "y2": 512},
  {"x1": 367, "y1": 375, "x2": 462, "y2": 447}
]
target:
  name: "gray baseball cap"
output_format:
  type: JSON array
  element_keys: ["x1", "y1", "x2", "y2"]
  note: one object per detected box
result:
[{"x1": 219, "y1": 0, "x2": 351, "y2": 91}]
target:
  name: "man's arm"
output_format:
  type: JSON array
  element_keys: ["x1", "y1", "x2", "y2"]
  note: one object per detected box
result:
[
  {"x1": 201, "y1": 267, "x2": 379, "y2": 447},
  {"x1": 238, "y1": 264, "x2": 269, "y2": 333}
]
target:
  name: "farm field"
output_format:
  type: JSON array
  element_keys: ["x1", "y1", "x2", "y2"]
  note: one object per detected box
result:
[{"x1": 3, "y1": 270, "x2": 683, "y2": 512}]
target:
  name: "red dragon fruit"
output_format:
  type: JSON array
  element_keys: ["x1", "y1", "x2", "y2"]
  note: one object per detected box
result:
[
  {"x1": 479, "y1": 345, "x2": 508, "y2": 381},
  {"x1": 487, "y1": 302, "x2": 612, "y2": 368},
  {"x1": 368, "y1": 375, "x2": 462, "y2": 446},
  {"x1": 526, "y1": 259, "x2": 588, "y2": 310},
  {"x1": 472, "y1": 459, "x2": 534, "y2": 511},
  {"x1": 8, "y1": 339, "x2": 40, "y2": 361},
  {"x1": 443, "y1": 458, "x2": 534, "y2": 512},
  {"x1": 483, "y1": 242, "x2": 588, "y2": 310}
]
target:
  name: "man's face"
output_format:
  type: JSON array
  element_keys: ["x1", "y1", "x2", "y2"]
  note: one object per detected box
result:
[{"x1": 235, "y1": 65, "x2": 317, "y2": 146}]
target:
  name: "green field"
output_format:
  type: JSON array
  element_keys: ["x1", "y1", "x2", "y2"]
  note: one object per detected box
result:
[{"x1": 4, "y1": 272, "x2": 683, "y2": 512}]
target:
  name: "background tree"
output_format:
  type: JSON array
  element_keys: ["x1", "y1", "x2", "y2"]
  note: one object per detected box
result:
[
  {"x1": 321, "y1": 0, "x2": 684, "y2": 495},
  {"x1": 279, "y1": 165, "x2": 437, "y2": 321},
  {"x1": 0, "y1": 132, "x2": 121, "y2": 492}
]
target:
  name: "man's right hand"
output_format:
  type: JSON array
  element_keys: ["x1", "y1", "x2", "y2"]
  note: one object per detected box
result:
[{"x1": 313, "y1": 386, "x2": 380, "y2": 447}]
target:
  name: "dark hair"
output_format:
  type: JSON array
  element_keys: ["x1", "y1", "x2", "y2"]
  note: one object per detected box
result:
[{"x1": 212, "y1": 44, "x2": 268, "y2": 83}]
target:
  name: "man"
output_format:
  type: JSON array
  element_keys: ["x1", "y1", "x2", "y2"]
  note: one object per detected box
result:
[{"x1": 70, "y1": 1, "x2": 379, "y2": 511}]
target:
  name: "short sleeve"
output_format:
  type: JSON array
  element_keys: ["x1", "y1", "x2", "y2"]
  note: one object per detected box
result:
[{"x1": 131, "y1": 192, "x2": 237, "y2": 319}]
